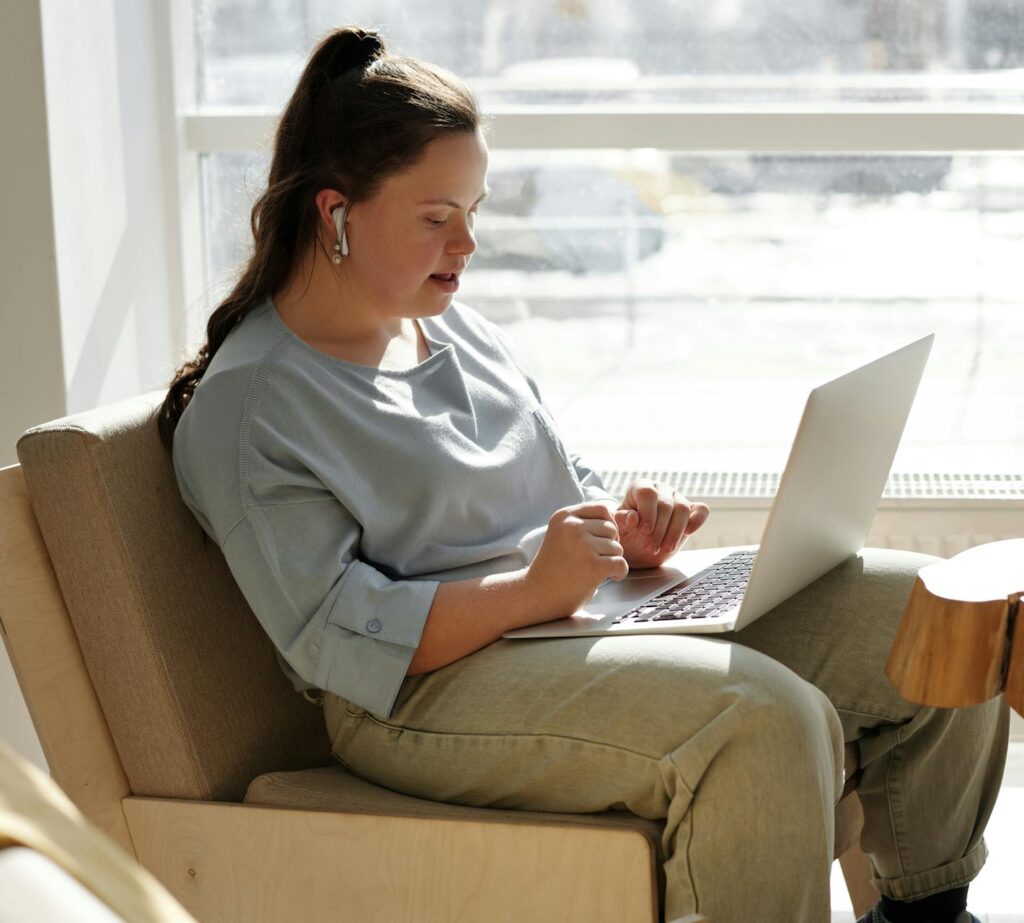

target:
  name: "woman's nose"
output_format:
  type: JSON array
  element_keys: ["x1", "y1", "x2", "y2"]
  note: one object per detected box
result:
[{"x1": 450, "y1": 221, "x2": 476, "y2": 256}]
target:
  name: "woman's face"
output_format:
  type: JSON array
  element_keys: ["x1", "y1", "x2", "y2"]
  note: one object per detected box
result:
[{"x1": 343, "y1": 129, "x2": 489, "y2": 320}]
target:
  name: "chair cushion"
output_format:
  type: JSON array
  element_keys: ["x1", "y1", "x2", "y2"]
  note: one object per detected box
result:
[
  {"x1": 16, "y1": 391, "x2": 331, "y2": 802},
  {"x1": 245, "y1": 764, "x2": 666, "y2": 846}
]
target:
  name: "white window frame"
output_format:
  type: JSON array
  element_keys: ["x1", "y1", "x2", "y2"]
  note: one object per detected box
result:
[{"x1": 187, "y1": 103, "x2": 1024, "y2": 153}]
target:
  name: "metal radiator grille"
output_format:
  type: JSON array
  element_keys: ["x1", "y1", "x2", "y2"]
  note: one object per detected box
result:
[{"x1": 596, "y1": 470, "x2": 1024, "y2": 501}]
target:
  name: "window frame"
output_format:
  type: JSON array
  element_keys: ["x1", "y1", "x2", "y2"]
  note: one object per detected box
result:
[{"x1": 185, "y1": 103, "x2": 1024, "y2": 154}]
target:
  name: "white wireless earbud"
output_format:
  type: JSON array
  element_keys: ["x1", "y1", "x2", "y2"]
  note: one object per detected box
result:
[{"x1": 331, "y1": 205, "x2": 349, "y2": 262}]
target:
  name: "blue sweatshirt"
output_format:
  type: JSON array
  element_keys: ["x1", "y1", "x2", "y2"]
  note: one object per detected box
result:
[{"x1": 171, "y1": 296, "x2": 615, "y2": 718}]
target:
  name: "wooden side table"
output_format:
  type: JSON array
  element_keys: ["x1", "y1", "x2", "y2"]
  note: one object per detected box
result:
[{"x1": 887, "y1": 538, "x2": 1024, "y2": 714}]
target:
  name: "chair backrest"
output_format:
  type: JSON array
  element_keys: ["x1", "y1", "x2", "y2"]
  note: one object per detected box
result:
[{"x1": 11, "y1": 390, "x2": 331, "y2": 803}]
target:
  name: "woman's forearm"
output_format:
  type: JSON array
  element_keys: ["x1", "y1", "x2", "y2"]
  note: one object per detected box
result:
[{"x1": 405, "y1": 568, "x2": 553, "y2": 676}]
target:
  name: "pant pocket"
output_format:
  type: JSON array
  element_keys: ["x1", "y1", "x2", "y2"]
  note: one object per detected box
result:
[{"x1": 323, "y1": 693, "x2": 366, "y2": 753}]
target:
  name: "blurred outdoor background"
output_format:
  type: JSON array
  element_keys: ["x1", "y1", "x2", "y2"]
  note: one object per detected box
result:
[{"x1": 194, "y1": 0, "x2": 1024, "y2": 476}]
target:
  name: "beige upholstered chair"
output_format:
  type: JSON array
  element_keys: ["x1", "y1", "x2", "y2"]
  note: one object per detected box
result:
[{"x1": 1, "y1": 390, "x2": 877, "y2": 921}]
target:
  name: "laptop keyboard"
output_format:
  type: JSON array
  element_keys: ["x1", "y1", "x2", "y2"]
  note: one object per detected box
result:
[{"x1": 612, "y1": 549, "x2": 757, "y2": 625}]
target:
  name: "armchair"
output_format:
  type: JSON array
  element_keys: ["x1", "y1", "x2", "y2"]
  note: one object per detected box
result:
[{"x1": 0, "y1": 390, "x2": 876, "y2": 921}]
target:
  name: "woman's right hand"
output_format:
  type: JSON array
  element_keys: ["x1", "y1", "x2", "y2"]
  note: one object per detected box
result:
[{"x1": 524, "y1": 502, "x2": 629, "y2": 620}]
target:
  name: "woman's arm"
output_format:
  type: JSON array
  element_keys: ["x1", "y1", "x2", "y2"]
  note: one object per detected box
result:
[
  {"x1": 406, "y1": 501, "x2": 628, "y2": 676},
  {"x1": 405, "y1": 567, "x2": 536, "y2": 675}
]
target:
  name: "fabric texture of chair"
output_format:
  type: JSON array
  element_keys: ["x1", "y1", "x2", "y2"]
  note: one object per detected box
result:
[{"x1": 16, "y1": 391, "x2": 331, "y2": 802}]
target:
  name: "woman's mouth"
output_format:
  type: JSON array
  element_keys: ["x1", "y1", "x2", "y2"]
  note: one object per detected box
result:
[{"x1": 429, "y1": 272, "x2": 459, "y2": 293}]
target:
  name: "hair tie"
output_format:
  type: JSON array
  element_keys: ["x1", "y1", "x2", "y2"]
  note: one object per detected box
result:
[
  {"x1": 357, "y1": 32, "x2": 383, "y2": 66},
  {"x1": 335, "y1": 30, "x2": 383, "y2": 78}
]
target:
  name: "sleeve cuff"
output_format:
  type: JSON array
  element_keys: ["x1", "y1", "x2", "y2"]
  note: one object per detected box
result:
[
  {"x1": 315, "y1": 561, "x2": 440, "y2": 719},
  {"x1": 327, "y1": 560, "x2": 439, "y2": 647}
]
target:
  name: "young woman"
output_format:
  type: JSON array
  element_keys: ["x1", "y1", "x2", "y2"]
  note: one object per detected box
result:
[{"x1": 158, "y1": 26, "x2": 1007, "y2": 923}]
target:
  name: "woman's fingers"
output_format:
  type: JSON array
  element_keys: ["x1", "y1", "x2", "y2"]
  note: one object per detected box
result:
[
  {"x1": 621, "y1": 481, "x2": 713, "y2": 556},
  {"x1": 660, "y1": 500, "x2": 711, "y2": 555},
  {"x1": 658, "y1": 499, "x2": 692, "y2": 554},
  {"x1": 625, "y1": 480, "x2": 663, "y2": 538},
  {"x1": 588, "y1": 534, "x2": 624, "y2": 557},
  {"x1": 584, "y1": 517, "x2": 619, "y2": 539},
  {"x1": 630, "y1": 481, "x2": 679, "y2": 552},
  {"x1": 557, "y1": 504, "x2": 625, "y2": 556},
  {"x1": 684, "y1": 502, "x2": 711, "y2": 535}
]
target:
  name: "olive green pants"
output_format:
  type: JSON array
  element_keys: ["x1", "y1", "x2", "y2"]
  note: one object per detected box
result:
[{"x1": 324, "y1": 549, "x2": 1010, "y2": 922}]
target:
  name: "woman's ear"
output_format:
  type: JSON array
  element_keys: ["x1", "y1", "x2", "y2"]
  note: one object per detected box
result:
[
  {"x1": 312, "y1": 189, "x2": 349, "y2": 261},
  {"x1": 314, "y1": 188, "x2": 347, "y2": 234}
]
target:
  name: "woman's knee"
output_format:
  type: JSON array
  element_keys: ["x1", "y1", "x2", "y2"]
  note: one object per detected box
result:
[
  {"x1": 696, "y1": 647, "x2": 845, "y2": 790},
  {"x1": 831, "y1": 546, "x2": 937, "y2": 617},
  {"x1": 732, "y1": 546, "x2": 939, "y2": 685},
  {"x1": 738, "y1": 650, "x2": 842, "y2": 742},
  {"x1": 859, "y1": 545, "x2": 940, "y2": 590},
  {"x1": 634, "y1": 638, "x2": 842, "y2": 751},
  {"x1": 823, "y1": 547, "x2": 940, "y2": 657}
]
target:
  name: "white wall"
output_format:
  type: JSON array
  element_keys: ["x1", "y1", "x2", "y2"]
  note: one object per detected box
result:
[{"x1": 1, "y1": 0, "x2": 184, "y2": 769}]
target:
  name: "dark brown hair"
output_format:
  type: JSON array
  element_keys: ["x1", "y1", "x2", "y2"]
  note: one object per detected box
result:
[{"x1": 156, "y1": 25, "x2": 485, "y2": 453}]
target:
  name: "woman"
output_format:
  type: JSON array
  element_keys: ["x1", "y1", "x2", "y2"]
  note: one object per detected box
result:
[{"x1": 158, "y1": 26, "x2": 1007, "y2": 923}]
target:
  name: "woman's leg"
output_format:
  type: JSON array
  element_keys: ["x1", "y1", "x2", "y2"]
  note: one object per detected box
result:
[
  {"x1": 722, "y1": 547, "x2": 1010, "y2": 905},
  {"x1": 325, "y1": 632, "x2": 844, "y2": 921}
]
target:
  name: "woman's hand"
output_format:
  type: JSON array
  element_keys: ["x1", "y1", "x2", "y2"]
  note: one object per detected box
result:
[
  {"x1": 525, "y1": 501, "x2": 630, "y2": 619},
  {"x1": 611, "y1": 480, "x2": 711, "y2": 570}
]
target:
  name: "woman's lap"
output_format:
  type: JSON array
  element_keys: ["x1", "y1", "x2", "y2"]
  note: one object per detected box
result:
[
  {"x1": 325, "y1": 547, "x2": 933, "y2": 791},
  {"x1": 325, "y1": 622, "x2": 844, "y2": 817}
]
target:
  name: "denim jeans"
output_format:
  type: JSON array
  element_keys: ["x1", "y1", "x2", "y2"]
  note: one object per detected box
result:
[{"x1": 323, "y1": 548, "x2": 1010, "y2": 922}]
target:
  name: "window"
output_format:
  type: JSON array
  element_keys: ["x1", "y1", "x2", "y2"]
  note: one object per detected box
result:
[{"x1": 187, "y1": 0, "x2": 1024, "y2": 475}]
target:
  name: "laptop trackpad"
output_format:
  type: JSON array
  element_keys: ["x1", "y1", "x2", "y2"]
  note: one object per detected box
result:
[{"x1": 582, "y1": 570, "x2": 686, "y2": 617}]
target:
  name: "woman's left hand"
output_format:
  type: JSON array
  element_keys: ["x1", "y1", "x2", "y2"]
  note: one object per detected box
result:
[{"x1": 611, "y1": 479, "x2": 711, "y2": 569}]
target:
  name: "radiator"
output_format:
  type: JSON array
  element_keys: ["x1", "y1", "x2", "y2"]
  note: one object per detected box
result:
[{"x1": 596, "y1": 471, "x2": 1024, "y2": 558}]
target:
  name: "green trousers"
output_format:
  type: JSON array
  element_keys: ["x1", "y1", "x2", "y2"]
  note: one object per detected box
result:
[{"x1": 324, "y1": 549, "x2": 1010, "y2": 922}]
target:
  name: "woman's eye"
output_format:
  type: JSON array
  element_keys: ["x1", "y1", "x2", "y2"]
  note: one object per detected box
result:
[{"x1": 426, "y1": 217, "x2": 446, "y2": 227}]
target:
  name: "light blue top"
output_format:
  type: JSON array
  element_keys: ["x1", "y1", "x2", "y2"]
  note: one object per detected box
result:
[{"x1": 171, "y1": 296, "x2": 615, "y2": 718}]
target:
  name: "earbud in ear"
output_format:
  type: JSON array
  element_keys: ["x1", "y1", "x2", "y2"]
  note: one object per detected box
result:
[{"x1": 331, "y1": 204, "x2": 349, "y2": 262}]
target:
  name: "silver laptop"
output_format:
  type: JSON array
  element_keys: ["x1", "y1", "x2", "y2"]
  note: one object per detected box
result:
[{"x1": 503, "y1": 334, "x2": 934, "y2": 639}]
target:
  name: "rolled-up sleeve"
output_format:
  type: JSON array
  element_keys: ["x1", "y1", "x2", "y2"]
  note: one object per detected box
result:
[{"x1": 221, "y1": 496, "x2": 438, "y2": 719}]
